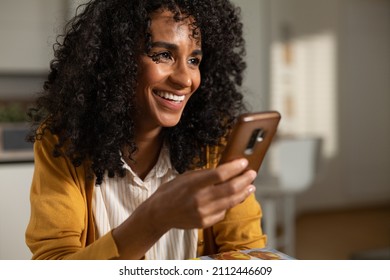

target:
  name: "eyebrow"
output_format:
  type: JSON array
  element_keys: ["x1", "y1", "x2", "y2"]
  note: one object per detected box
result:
[{"x1": 151, "y1": 41, "x2": 203, "y2": 56}]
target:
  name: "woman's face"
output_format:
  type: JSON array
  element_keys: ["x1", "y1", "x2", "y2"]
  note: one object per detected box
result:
[{"x1": 135, "y1": 10, "x2": 202, "y2": 131}]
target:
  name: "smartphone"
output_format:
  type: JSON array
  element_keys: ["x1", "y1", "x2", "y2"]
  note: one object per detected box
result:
[{"x1": 219, "y1": 111, "x2": 281, "y2": 172}]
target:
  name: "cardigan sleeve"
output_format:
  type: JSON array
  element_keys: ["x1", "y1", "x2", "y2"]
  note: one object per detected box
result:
[
  {"x1": 212, "y1": 193, "x2": 267, "y2": 253},
  {"x1": 25, "y1": 129, "x2": 120, "y2": 259}
]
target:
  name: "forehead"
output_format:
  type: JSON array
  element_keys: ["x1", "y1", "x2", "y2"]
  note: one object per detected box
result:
[{"x1": 149, "y1": 10, "x2": 201, "y2": 46}]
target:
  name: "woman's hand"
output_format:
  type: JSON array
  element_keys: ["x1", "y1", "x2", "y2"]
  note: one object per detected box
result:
[
  {"x1": 146, "y1": 158, "x2": 257, "y2": 231},
  {"x1": 112, "y1": 158, "x2": 256, "y2": 259}
]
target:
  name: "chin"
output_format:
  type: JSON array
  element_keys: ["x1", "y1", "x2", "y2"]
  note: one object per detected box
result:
[
  {"x1": 158, "y1": 113, "x2": 182, "y2": 127},
  {"x1": 160, "y1": 119, "x2": 181, "y2": 128}
]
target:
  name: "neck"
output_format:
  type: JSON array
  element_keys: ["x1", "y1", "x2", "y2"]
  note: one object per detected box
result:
[{"x1": 125, "y1": 126, "x2": 164, "y2": 180}]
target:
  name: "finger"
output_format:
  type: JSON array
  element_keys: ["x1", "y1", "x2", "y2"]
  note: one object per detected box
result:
[
  {"x1": 199, "y1": 169, "x2": 256, "y2": 203},
  {"x1": 200, "y1": 210, "x2": 227, "y2": 228},
  {"x1": 213, "y1": 183, "x2": 256, "y2": 212},
  {"x1": 194, "y1": 183, "x2": 256, "y2": 227},
  {"x1": 195, "y1": 171, "x2": 257, "y2": 217},
  {"x1": 216, "y1": 169, "x2": 257, "y2": 197},
  {"x1": 213, "y1": 158, "x2": 250, "y2": 183},
  {"x1": 181, "y1": 158, "x2": 249, "y2": 189}
]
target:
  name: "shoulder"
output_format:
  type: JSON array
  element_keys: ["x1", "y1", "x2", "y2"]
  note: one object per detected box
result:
[
  {"x1": 204, "y1": 141, "x2": 227, "y2": 169},
  {"x1": 33, "y1": 122, "x2": 92, "y2": 179}
]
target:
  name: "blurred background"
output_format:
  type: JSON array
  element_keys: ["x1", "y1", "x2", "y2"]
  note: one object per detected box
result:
[{"x1": 0, "y1": 0, "x2": 389, "y2": 259}]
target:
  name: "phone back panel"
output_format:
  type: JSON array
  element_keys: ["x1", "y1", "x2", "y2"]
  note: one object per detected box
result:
[{"x1": 219, "y1": 111, "x2": 281, "y2": 172}]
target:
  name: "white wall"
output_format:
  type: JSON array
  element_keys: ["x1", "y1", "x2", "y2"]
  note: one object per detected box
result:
[
  {"x1": 0, "y1": 163, "x2": 34, "y2": 259},
  {"x1": 267, "y1": 0, "x2": 390, "y2": 213},
  {"x1": 338, "y1": 0, "x2": 390, "y2": 201},
  {"x1": 232, "y1": 0, "x2": 271, "y2": 112},
  {"x1": 0, "y1": 0, "x2": 66, "y2": 72}
]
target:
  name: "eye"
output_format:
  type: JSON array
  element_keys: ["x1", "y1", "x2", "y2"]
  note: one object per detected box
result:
[
  {"x1": 188, "y1": 57, "x2": 201, "y2": 67},
  {"x1": 148, "y1": 51, "x2": 173, "y2": 63}
]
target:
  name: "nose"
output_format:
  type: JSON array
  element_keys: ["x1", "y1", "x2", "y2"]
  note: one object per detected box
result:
[{"x1": 168, "y1": 60, "x2": 192, "y2": 89}]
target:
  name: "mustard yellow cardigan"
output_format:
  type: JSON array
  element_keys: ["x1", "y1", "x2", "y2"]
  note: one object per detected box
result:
[{"x1": 25, "y1": 129, "x2": 266, "y2": 259}]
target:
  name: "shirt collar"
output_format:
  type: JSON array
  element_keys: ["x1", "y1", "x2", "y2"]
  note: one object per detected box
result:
[{"x1": 121, "y1": 143, "x2": 175, "y2": 181}]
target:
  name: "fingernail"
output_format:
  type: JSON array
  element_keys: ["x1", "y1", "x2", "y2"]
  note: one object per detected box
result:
[
  {"x1": 250, "y1": 170, "x2": 257, "y2": 180},
  {"x1": 240, "y1": 158, "x2": 248, "y2": 168},
  {"x1": 248, "y1": 185, "x2": 256, "y2": 194}
]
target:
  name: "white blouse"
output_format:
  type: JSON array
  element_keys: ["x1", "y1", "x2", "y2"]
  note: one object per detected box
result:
[{"x1": 92, "y1": 145, "x2": 198, "y2": 259}]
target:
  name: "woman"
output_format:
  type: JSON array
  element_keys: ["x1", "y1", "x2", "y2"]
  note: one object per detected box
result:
[{"x1": 26, "y1": 0, "x2": 267, "y2": 259}]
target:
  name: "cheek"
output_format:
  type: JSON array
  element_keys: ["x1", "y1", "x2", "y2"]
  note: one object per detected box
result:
[
  {"x1": 138, "y1": 66, "x2": 162, "y2": 87},
  {"x1": 137, "y1": 58, "x2": 168, "y2": 87},
  {"x1": 192, "y1": 71, "x2": 201, "y2": 92}
]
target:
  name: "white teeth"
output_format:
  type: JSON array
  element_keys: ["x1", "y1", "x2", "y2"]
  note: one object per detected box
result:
[{"x1": 154, "y1": 91, "x2": 185, "y2": 102}]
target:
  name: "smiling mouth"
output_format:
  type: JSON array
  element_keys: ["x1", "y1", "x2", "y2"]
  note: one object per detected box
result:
[{"x1": 153, "y1": 90, "x2": 185, "y2": 103}]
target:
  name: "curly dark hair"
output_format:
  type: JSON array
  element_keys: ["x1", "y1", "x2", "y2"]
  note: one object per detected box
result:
[{"x1": 27, "y1": 0, "x2": 247, "y2": 184}]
